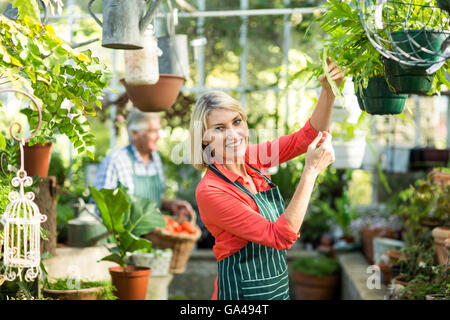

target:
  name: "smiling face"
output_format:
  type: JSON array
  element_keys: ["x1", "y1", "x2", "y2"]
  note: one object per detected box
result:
[{"x1": 203, "y1": 108, "x2": 249, "y2": 164}]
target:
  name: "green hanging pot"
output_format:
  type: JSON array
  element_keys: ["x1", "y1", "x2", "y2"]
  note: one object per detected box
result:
[
  {"x1": 390, "y1": 30, "x2": 448, "y2": 69},
  {"x1": 383, "y1": 57, "x2": 435, "y2": 94},
  {"x1": 355, "y1": 77, "x2": 408, "y2": 115}
]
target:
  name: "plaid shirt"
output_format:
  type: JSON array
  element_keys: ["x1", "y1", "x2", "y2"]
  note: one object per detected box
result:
[{"x1": 93, "y1": 144, "x2": 166, "y2": 196}]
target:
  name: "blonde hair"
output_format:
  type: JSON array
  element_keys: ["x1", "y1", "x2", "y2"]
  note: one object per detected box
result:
[{"x1": 189, "y1": 91, "x2": 247, "y2": 170}]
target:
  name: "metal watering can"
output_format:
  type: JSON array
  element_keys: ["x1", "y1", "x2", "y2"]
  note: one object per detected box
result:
[
  {"x1": 88, "y1": 0, "x2": 164, "y2": 49},
  {"x1": 157, "y1": 9, "x2": 190, "y2": 79}
]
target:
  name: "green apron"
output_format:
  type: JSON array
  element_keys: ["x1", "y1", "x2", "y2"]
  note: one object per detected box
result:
[
  {"x1": 127, "y1": 145, "x2": 163, "y2": 209},
  {"x1": 209, "y1": 163, "x2": 290, "y2": 300}
]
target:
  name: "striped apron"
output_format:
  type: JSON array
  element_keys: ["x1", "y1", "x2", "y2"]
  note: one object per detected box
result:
[
  {"x1": 209, "y1": 163, "x2": 290, "y2": 300},
  {"x1": 126, "y1": 145, "x2": 163, "y2": 209}
]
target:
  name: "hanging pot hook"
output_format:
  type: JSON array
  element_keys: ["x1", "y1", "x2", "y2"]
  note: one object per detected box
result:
[{"x1": 0, "y1": 88, "x2": 42, "y2": 145}]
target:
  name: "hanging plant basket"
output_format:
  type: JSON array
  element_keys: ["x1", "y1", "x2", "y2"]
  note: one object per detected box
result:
[
  {"x1": 121, "y1": 74, "x2": 185, "y2": 112},
  {"x1": 383, "y1": 57, "x2": 434, "y2": 94},
  {"x1": 389, "y1": 30, "x2": 448, "y2": 69},
  {"x1": 356, "y1": 77, "x2": 408, "y2": 115},
  {"x1": 331, "y1": 135, "x2": 367, "y2": 169}
]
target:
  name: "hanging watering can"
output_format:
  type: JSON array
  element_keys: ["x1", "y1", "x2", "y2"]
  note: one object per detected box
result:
[
  {"x1": 88, "y1": 0, "x2": 164, "y2": 50},
  {"x1": 158, "y1": 10, "x2": 190, "y2": 79},
  {"x1": 124, "y1": 27, "x2": 163, "y2": 85}
]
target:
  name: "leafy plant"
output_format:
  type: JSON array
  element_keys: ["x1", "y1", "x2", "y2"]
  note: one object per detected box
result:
[
  {"x1": 402, "y1": 264, "x2": 449, "y2": 300},
  {"x1": 303, "y1": 0, "x2": 450, "y2": 96},
  {"x1": 396, "y1": 173, "x2": 450, "y2": 226},
  {"x1": 89, "y1": 185, "x2": 166, "y2": 270},
  {"x1": 0, "y1": 14, "x2": 112, "y2": 158},
  {"x1": 317, "y1": 186, "x2": 359, "y2": 238},
  {"x1": 292, "y1": 255, "x2": 340, "y2": 277}
]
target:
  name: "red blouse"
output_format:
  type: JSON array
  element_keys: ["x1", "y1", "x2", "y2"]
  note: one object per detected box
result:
[{"x1": 195, "y1": 119, "x2": 320, "y2": 262}]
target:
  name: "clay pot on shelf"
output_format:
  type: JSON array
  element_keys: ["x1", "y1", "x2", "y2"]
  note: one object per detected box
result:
[
  {"x1": 293, "y1": 271, "x2": 339, "y2": 300},
  {"x1": 432, "y1": 226, "x2": 450, "y2": 266}
]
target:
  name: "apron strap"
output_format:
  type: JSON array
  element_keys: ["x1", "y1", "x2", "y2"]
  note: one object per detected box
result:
[{"x1": 209, "y1": 163, "x2": 275, "y2": 198}]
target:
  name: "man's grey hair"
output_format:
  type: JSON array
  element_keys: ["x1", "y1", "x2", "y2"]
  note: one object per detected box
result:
[{"x1": 126, "y1": 108, "x2": 160, "y2": 143}]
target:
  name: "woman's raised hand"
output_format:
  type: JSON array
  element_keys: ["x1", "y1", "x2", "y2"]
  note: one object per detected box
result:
[{"x1": 305, "y1": 131, "x2": 335, "y2": 174}]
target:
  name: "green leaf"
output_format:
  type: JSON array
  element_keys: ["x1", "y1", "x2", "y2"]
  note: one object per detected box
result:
[
  {"x1": 89, "y1": 186, "x2": 129, "y2": 235},
  {"x1": 11, "y1": 0, "x2": 40, "y2": 22},
  {"x1": 99, "y1": 253, "x2": 126, "y2": 269},
  {"x1": 125, "y1": 195, "x2": 166, "y2": 236},
  {"x1": 119, "y1": 231, "x2": 152, "y2": 254},
  {"x1": 0, "y1": 132, "x2": 6, "y2": 150}
]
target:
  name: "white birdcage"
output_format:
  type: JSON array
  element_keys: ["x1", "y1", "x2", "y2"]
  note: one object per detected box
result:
[
  {"x1": 0, "y1": 88, "x2": 47, "y2": 282},
  {"x1": 1, "y1": 163, "x2": 47, "y2": 282}
]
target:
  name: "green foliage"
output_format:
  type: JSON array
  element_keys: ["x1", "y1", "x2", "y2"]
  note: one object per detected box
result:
[
  {"x1": 89, "y1": 184, "x2": 166, "y2": 270},
  {"x1": 304, "y1": 0, "x2": 450, "y2": 95},
  {"x1": 307, "y1": 0, "x2": 384, "y2": 92},
  {"x1": 396, "y1": 173, "x2": 450, "y2": 226},
  {"x1": 292, "y1": 255, "x2": 340, "y2": 276},
  {"x1": 48, "y1": 152, "x2": 67, "y2": 186},
  {"x1": 0, "y1": 15, "x2": 112, "y2": 158},
  {"x1": 43, "y1": 278, "x2": 118, "y2": 300},
  {"x1": 402, "y1": 264, "x2": 449, "y2": 300},
  {"x1": 316, "y1": 186, "x2": 359, "y2": 237}
]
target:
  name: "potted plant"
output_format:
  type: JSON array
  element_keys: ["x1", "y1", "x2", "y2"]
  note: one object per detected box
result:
[
  {"x1": 89, "y1": 185, "x2": 166, "y2": 300},
  {"x1": 316, "y1": 187, "x2": 359, "y2": 247},
  {"x1": 42, "y1": 278, "x2": 116, "y2": 300},
  {"x1": 400, "y1": 263, "x2": 449, "y2": 300},
  {"x1": 0, "y1": 12, "x2": 112, "y2": 176},
  {"x1": 378, "y1": 1, "x2": 450, "y2": 95},
  {"x1": 396, "y1": 173, "x2": 450, "y2": 228},
  {"x1": 307, "y1": 0, "x2": 409, "y2": 115},
  {"x1": 292, "y1": 255, "x2": 340, "y2": 300},
  {"x1": 431, "y1": 168, "x2": 450, "y2": 187},
  {"x1": 432, "y1": 226, "x2": 450, "y2": 266}
]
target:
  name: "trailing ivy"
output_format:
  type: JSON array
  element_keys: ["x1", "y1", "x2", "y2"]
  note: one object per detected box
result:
[{"x1": 0, "y1": 15, "x2": 112, "y2": 159}]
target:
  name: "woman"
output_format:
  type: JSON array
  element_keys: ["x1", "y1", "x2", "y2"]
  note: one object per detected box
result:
[{"x1": 190, "y1": 59, "x2": 344, "y2": 300}]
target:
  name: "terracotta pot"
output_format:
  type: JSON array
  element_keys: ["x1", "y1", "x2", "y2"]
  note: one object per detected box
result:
[
  {"x1": 432, "y1": 172, "x2": 450, "y2": 187},
  {"x1": 109, "y1": 265, "x2": 151, "y2": 300},
  {"x1": 121, "y1": 74, "x2": 185, "y2": 112},
  {"x1": 361, "y1": 226, "x2": 395, "y2": 265},
  {"x1": 432, "y1": 226, "x2": 450, "y2": 266},
  {"x1": 22, "y1": 143, "x2": 52, "y2": 177},
  {"x1": 42, "y1": 286, "x2": 104, "y2": 300},
  {"x1": 377, "y1": 263, "x2": 392, "y2": 285},
  {"x1": 293, "y1": 271, "x2": 339, "y2": 300}
]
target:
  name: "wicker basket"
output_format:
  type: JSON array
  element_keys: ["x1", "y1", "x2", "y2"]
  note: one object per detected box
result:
[{"x1": 144, "y1": 212, "x2": 201, "y2": 274}]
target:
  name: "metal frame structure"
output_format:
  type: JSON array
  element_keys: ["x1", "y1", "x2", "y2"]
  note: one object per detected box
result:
[{"x1": 46, "y1": 1, "x2": 449, "y2": 206}]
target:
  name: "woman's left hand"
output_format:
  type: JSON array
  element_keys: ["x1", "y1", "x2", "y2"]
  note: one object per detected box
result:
[{"x1": 318, "y1": 57, "x2": 345, "y2": 93}]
